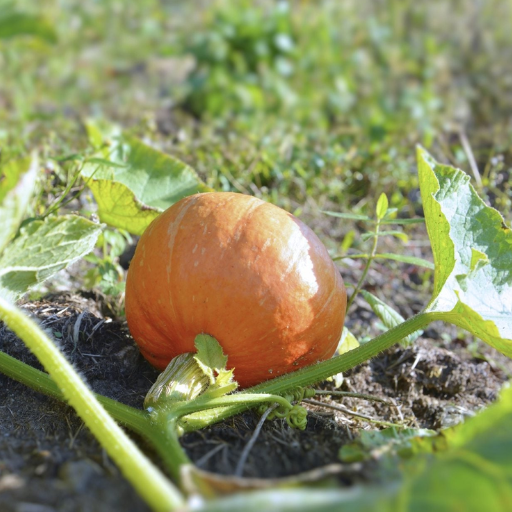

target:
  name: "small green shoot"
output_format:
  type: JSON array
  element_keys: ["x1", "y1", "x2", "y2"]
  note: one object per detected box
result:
[
  {"x1": 325, "y1": 192, "x2": 427, "y2": 311},
  {"x1": 375, "y1": 192, "x2": 389, "y2": 220}
]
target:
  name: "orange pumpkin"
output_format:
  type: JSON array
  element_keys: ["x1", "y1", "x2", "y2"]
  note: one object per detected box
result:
[{"x1": 125, "y1": 192, "x2": 347, "y2": 388}]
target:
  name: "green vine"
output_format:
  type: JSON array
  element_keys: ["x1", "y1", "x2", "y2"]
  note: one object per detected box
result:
[
  {"x1": 0, "y1": 297, "x2": 185, "y2": 512},
  {"x1": 0, "y1": 305, "x2": 439, "y2": 511}
]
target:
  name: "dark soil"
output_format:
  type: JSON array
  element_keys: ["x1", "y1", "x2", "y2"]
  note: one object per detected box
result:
[{"x1": 0, "y1": 291, "x2": 510, "y2": 511}]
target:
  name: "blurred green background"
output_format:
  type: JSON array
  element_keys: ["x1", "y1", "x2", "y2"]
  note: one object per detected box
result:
[{"x1": 1, "y1": 0, "x2": 511, "y2": 219}]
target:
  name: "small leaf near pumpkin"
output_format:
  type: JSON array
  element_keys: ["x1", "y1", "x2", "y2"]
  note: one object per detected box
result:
[
  {"x1": 337, "y1": 327, "x2": 359, "y2": 355},
  {"x1": 194, "y1": 334, "x2": 236, "y2": 390},
  {"x1": 0, "y1": 155, "x2": 38, "y2": 254},
  {"x1": 0, "y1": 215, "x2": 102, "y2": 302}
]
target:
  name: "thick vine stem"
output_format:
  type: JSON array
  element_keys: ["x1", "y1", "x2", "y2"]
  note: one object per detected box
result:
[
  {"x1": 0, "y1": 306, "x2": 440, "y2": 490},
  {"x1": 0, "y1": 297, "x2": 184, "y2": 512},
  {"x1": 179, "y1": 312, "x2": 438, "y2": 432},
  {"x1": 0, "y1": 349, "x2": 151, "y2": 434},
  {"x1": 158, "y1": 392, "x2": 295, "y2": 431}
]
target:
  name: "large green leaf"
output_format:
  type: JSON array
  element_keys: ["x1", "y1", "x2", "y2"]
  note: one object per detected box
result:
[
  {"x1": 0, "y1": 1, "x2": 57, "y2": 42},
  {"x1": 0, "y1": 215, "x2": 102, "y2": 302},
  {"x1": 81, "y1": 131, "x2": 210, "y2": 235},
  {"x1": 0, "y1": 156, "x2": 38, "y2": 254},
  {"x1": 402, "y1": 382, "x2": 512, "y2": 511},
  {"x1": 417, "y1": 147, "x2": 512, "y2": 357}
]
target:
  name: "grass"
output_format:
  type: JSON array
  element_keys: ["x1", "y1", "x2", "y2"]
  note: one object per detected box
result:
[{"x1": 1, "y1": 0, "x2": 511, "y2": 231}]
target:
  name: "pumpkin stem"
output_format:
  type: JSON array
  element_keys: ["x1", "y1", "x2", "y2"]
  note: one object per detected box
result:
[{"x1": 144, "y1": 335, "x2": 239, "y2": 412}]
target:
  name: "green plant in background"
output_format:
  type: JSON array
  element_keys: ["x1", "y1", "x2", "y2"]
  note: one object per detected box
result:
[
  {"x1": 326, "y1": 192, "x2": 432, "y2": 304},
  {"x1": 183, "y1": 0, "x2": 296, "y2": 117},
  {"x1": 181, "y1": 0, "x2": 444, "y2": 134},
  {"x1": 2, "y1": 1, "x2": 512, "y2": 218},
  {"x1": 0, "y1": 0, "x2": 57, "y2": 42},
  {"x1": 325, "y1": 192, "x2": 432, "y2": 346},
  {"x1": 173, "y1": 0, "x2": 447, "y2": 211}
]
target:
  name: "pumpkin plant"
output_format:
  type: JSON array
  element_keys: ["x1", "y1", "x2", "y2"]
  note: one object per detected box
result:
[{"x1": 0, "y1": 144, "x2": 511, "y2": 512}]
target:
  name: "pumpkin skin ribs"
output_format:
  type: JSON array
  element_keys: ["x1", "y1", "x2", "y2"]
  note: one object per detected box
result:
[{"x1": 125, "y1": 192, "x2": 347, "y2": 388}]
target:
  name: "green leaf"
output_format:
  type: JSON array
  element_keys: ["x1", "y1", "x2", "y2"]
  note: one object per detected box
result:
[
  {"x1": 0, "y1": 2, "x2": 57, "y2": 42},
  {"x1": 382, "y1": 208, "x2": 398, "y2": 219},
  {"x1": 417, "y1": 147, "x2": 512, "y2": 357},
  {"x1": 0, "y1": 215, "x2": 102, "y2": 302},
  {"x1": 374, "y1": 252, "x2": 434, "y2": 270},
  {"x1": 84, "y1": 179, "x2": 161, "y2": 237},
  {"x1": 376, "y1": 193, "x2": 389, "y2": 220},
  {"x1": 361, "y1": 290, "x2": 423, "y2": 346},
  {"x1": 340, "y1": 229, "x2": 355, "y2": 253},
  {"x1": 51, "y1": 153, "x2": 83, "y2": 163},
  {"x1": 194, "y1": 334, "x2": 236, "y2": 390},
  {"x1": 322, "y1": 211, "x2": 371, "y2": 221},
  {"x1": 339, "y1": 427, "x2": 438, "y2": 463},
  {"x1": 194, "y1": 334, "x2": 228, "y2": 374},
  {"x1": 402, "y1": 383, "x2": 512, "y2": 511},
  {"x1": 0, "y1": 156, "x2": 38, "y2": 254},
  {"x1": 361, "y1": 230, "x2": 408, "y2": 243},
  {"x1": 81, "y1": 131, "x2": 210, "y2": 235}
]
